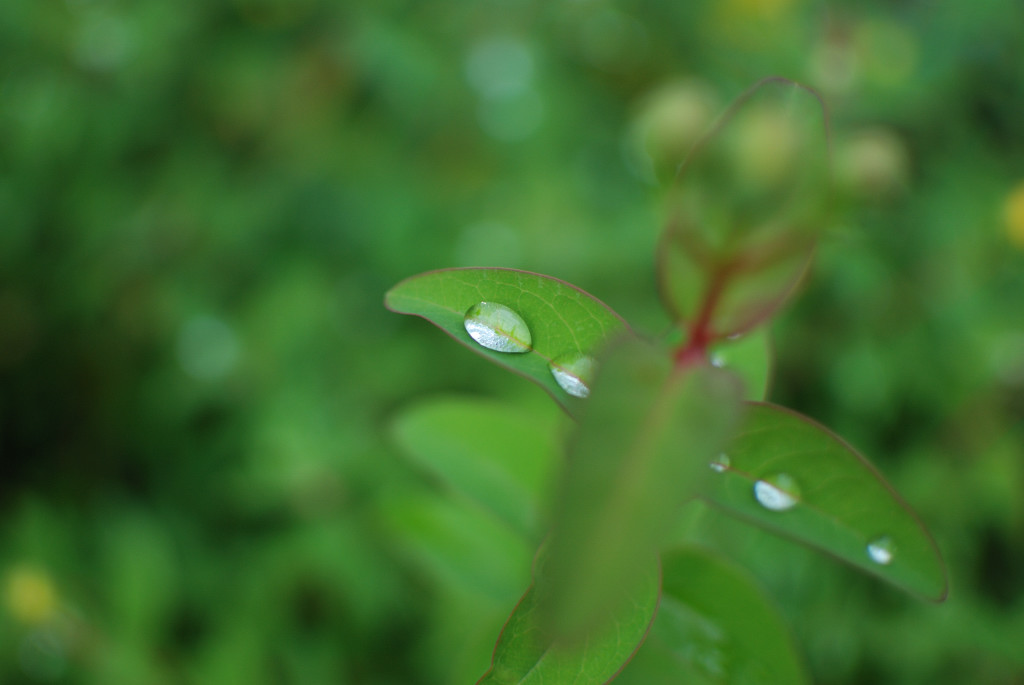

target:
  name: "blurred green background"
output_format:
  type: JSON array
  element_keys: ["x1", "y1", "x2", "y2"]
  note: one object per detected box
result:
[{"x1": 2, "y1": 0, "x2": 1023, "y2": 683}]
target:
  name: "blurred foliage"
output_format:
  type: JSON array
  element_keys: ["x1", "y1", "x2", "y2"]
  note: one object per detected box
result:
[{"x1": 1, "y1": 0, "x2": 1023, "y2": 683}]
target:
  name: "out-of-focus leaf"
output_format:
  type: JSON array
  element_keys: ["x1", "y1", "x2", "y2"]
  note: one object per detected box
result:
[
  {"x1": 428, "y1": 588, "x2": 517, "y2": 685},
  {"x1": 542, "y1": 337, "x2": 745, "y2": 639},
  {"x1": 477, "y1": 553, "x2": 660, "y2": 685},
  {"x1": 378, "y1": 489, "x2": 532, "y2": 605},
  {"x1": 391, "y1": 396, "x2": 560, "y2": 540},
  {"x1": 701, "y1": 403, "x2": 948, "y2": 601},
  {"x1": 384, "y1": 268, "x2": 628, "y2": 414},
  {"x1": 616, "y1": 546, "x2": 808, "y2": 685},
  {"x1": 658, "y1": 77, "x2": 830, "y2": 338},
  {"x1": 100, "y1": 510, "x2": 177, "y2": 644}
]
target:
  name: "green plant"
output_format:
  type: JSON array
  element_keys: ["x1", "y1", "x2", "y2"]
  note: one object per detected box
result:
[{"x1": 384, "y1": 78, "x2": 947, "y2": 684}]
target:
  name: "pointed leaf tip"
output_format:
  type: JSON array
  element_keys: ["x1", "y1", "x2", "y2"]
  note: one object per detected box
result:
[{"x1": 386, "y1": 268, "x2": 629, "y2": 414}]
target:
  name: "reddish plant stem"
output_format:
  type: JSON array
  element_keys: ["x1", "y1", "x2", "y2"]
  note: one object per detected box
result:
[{"x1": 674, "y1": 264, "x2": 731, "y2": 369}]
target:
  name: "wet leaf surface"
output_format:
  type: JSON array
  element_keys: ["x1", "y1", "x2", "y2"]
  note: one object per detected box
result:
[
  {"x1": 700, "y1": 402, "x2": 948, "y2": 600},
  {"x1": 385, "y1": 267, "x2": 628, "y2": 414}
]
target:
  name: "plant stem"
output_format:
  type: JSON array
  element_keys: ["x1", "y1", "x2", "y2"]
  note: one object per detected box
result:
[{"x1": 674, "y1": 263, "x2": 731, "y2": 368}]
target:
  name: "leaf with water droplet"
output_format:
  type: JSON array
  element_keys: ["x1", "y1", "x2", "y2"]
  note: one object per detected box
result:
[
  {"x1": 548, "y1": 351, "x2": 596, "y2": 398},
  {"x1": 391, "y1": 396, "x2": 560, "y2": 541},
  {"x1": 477, "y1": 550, "x2": 660, "y2": 685},
  {"x1": 700, "y1": 403, "x2": 948, "y2": 601},
  {"x1": 615, "y1": 546, "x2": 809, "y2": 685},
  {"x1": 541, "y1": 337, "x2": 745, "y2": 640},
  {"x1": 658, "y1": 77, "x2": 831, "y2": 338},
  {"x1": 867, "y1": 536, "x2": 895, "y2": 566},
  {"x1": 753, "y1": 472, "x2": 801, "y2": 512},
  {"x1": 465, "y1": 301, "x2": 533, "y2": 353},
  {"x1": 710, "y1": 453, "x2": 731, "y2": 473},
  {"x1": 385, "y1": 268, "x2": 629, "y2": 414}
]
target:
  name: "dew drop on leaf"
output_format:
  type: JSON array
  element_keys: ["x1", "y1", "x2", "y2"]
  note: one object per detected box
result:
[
  {"x1": 709, "y1": 453, "x2": 731, "y2": 472},
  {"x1": 753, "y1": 473, "x2": 800, "y2": 511},
  {"x1": 710, "y1": 352, "x2": 726, "y2": 368},
  {"x1": 464, "y1": 302, "x2": 533, "y2": 353},
  {"x1": 549, "y1": 352, "x2": 596, "y2": 398},
  {"x1": 867, "y1": 536, "x2": 895, "y2": 565}
]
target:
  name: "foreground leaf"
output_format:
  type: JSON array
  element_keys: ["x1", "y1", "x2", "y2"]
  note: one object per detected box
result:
[
  {"x1": 542, "y1": 338, "x2": 745, "y2": 639},
  {"x1": 391, "y1": 396, "x2": 560, "y2": 540},
  {"x1": 616, "y1": 546, "x2": 808, "y2": 685},
  {"x1": 659, "y1": 77, "x2": 830, "y2": 339},
  {"x1": 478, "y1": 554, "x2": 660, "y2": 685},
  {"x1": 385, "y1": 268, "x2": 628, "y2": 414},
  {"x1": 701, "y1": 403, "x2": 948, "y2": 600}
]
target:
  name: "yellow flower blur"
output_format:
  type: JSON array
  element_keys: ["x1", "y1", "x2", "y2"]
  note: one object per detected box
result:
[
  {"x1": 1004, "y1": 181, "x2": 1024, "y2": 248},
  {"x1": 4, "y1": 564, "x2": 58, "y2": 625}
]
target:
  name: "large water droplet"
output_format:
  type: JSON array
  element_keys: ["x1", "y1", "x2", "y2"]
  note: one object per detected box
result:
[
  {"x1": 549, "y1": 352, "x2": 596, "y2": 398},
  {"x1": 464, "y1": 302, "x2": 532, "y2": 353},
  {"x1": 709, "y1": 453, "x2": 731, "y2": 472},
  {"x1": 867, "y1": 536, "x2": 895, "y2": 565},
  {"x1": 753, "y1": 473, "x2": 800, "y2": 511}
]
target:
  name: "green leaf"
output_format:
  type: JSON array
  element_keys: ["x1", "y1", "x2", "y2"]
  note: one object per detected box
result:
[
  {"x1": 658, "y1": 77, "x2": 830, "y2": 338},
  {"x1": 477, "y1": 553, "x2": 660, "y2": 685},
  {"x1": 429, "y1": 589, "x2": 524, "y2": 685},
  {"x1": 378, "y1": 488, "x2": 532, "y2": 605},
  {"x1": 701, "y1": 403, "x2": 948, "y2": 601},
  {"x1": 391, "y1": 396, "x2": 561, "y2": 540},
  {"x1": 616, "y1": 546, "x2": 808, "y2": 685},
  {"x1": 542, "y1": 337, "x2": 745, "y2": 639},
  {"x1": 385, "y1": 268, "x2": 629, "y2": 413}
]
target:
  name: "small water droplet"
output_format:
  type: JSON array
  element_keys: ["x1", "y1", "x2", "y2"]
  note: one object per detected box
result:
[
  {"x1": 709, "y1": 453, "x2": 730, "y2": 472},
  {"x1": 753, "y1": 473, "x2": 800, "y2": 511},
  {"x1": 464, "y1": 302, "x2": 532, "y2": 353},
  {"x1": 867, "y1": 536, "x2": 895, "y2": 565},
  {"x1": 710, "y1": 352, "x2": 726, "y2": 368},
  {"x1": 549, "y1": 352, "x2": 596, "y2": 398}
]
